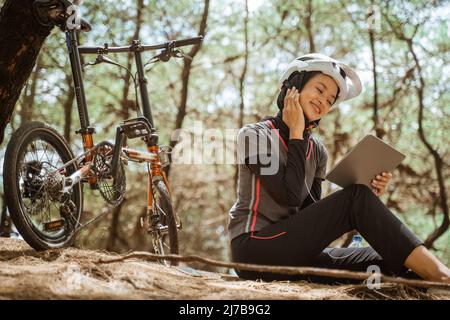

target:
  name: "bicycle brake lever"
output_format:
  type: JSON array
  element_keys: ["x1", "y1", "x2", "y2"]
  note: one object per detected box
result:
[
  {"x1": 82, "y1": 54, "x2": 104, "y2": 70},
  {"x1": 99, "y1": 55, "x2": 130, "y2": 70},
  {"x1": 172, "y1": 49, "x2": 193, "y2": 61},
  {"x1": 82, "y1": 61, "x2": 98, "y2": 69},
  {"x1": 82, "y1": 55, "x2": 125, "y2": 70}
]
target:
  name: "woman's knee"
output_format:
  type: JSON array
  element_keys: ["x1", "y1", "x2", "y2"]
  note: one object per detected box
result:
[
  {"x1": 345, "y1": 183, "x2": 373, "y2": 195},
  {"x1": 342, "y1": 184, "x2": 378, "y2": 222},
  {"x1": 344, "y1": 183, "x2": 376, "y2": 203}
]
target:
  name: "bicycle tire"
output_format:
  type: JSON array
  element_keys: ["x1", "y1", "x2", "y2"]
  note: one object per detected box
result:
[
  {"x1": 152, "y1": 179, "x2": 179, "y2": 266},
  {"x1": 3, "y1": 121, "x2": 83, "y2": 250}
]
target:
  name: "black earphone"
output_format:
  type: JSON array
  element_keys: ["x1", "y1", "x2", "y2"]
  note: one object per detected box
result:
[{"x1": 306, "y1": 119, "x2": 320, "y2": 130}]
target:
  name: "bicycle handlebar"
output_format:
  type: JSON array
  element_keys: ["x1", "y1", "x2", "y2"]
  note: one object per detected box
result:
[{"x1": 78, "y1": 36, "x2": 203, "y2": 54}]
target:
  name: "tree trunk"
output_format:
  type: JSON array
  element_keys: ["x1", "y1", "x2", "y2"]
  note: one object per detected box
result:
[
  {"x1": 166, "y1": 0, "x2": 209, "y2": 178},
  {"x1": 385, "y1": 9, "x2": 449, "y2": 248},
  {"x1": 0, "y1": 0, "x2": 53, "y2": 145},
  {"x1": 106, "y1": 198, "x2": 127, "y2": 252},
  {"x1": 234, "y1": 0, "x2": 249, "y2": 188},
  {"x1": 305, "y1": 0, "x2": 315, "y2": 53},
  {"x1": 20, "y1": 54, "x2": 43, "y2": 124},
  {"x1": 385, "y1": 8, "x2": 449, "y2": 248},
  {"x1": 122, "y1": 0, "x2": 144, "y2": 120},
  {"x1": 406, "y1": 40, "x2": 449, "y2": 249},
  {"x1": 367, "y1": 4, "x2": 382, "y2": 138},
  {"x1": 107, "y1": 0, "x2": 145, "y2": 251}
]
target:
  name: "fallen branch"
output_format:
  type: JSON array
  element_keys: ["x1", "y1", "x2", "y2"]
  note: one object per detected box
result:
[{"x1": 96, "y1": 251, "x2": 450, "y2": 289}]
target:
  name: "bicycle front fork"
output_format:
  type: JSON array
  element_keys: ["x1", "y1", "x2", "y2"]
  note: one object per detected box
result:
[
  {"x1": 74, "y1": 117, "x2": 181, "y2": 231},
  {"x1": 110, "y1": 117, "x2": 181, "y2": 231}
]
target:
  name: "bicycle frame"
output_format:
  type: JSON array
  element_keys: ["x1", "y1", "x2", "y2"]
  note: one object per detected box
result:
[{"x1": 64, "y1": 28, "x2": 201, "y2": 226}]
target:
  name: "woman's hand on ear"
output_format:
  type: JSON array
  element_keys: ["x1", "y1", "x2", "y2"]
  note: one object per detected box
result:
[
  {"x1": 371, "y1": 171, "x2": 392, "y2": 196},
  {"x1": 282, "y1": 88, "x2": 305, "y2": 139}
]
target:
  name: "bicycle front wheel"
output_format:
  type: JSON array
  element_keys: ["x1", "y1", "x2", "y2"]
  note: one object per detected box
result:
[{"x1": 151, "y1": 179, "x2": 179, "y2": 266}]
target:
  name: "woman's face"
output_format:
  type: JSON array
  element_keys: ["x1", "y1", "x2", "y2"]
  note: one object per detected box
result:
[{"x1": 298, "y1": 73, "x2": 339, "y2": 121}]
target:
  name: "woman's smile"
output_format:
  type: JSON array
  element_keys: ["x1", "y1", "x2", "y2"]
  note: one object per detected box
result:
[{"x1": 310, "y1": 101, "x2": 321, "y2": 114}]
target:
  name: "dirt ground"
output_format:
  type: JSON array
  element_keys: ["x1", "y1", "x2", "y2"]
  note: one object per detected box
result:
[{"x1": 0, "y1": 237, "x2": 447, "y2": 300}]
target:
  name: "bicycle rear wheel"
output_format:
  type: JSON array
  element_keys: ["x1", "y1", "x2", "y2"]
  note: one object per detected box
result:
[{"x1": 3, "y1": 122, "x2": 83, "y2": 250}]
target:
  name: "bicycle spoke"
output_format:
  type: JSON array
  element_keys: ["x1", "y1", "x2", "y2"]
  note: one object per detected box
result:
[
  {"x1": 155, "y1": 203, "x2": 167, "y2": 217},
  {"x1": 163, "y1": 238, "x2": 170, "y2": 250},
  {"x1": 38, "y1": 139, "x2": 46, "y2": 164},
  {"x1": 16, "y1": 137, "x2": 70, "y2": 236},
  {"x1": 29, "y1": 142, "x2": 39, "y2": 163}
]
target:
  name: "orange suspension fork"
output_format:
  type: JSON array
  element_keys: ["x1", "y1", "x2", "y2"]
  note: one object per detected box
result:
[
  {"x1": 146, "y1": 145, "x2": 160, "y2": 212},
  {"x1": 142, "y1": 142, "x2": 180, "y2": 229},
  {"x1": 81, "y1": 132, "x2": 97, "y2": 186},
  {"x1": 146, "y1": 145, "x2": 172, "y2": 208}
]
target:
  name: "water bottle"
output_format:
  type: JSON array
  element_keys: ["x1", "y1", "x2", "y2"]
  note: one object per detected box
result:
[{"x1": 348, "y1": 234, "x2": 363, "y2": 248}]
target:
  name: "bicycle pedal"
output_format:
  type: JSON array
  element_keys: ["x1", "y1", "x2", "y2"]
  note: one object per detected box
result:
[{"x1": 43, "y1": 219, "x2": 65, "y2": 232}]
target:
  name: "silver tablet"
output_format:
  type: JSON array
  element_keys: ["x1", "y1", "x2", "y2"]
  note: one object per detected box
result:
[{"x1": 325, "y1": 134, "x2": 406, "y2": 189}]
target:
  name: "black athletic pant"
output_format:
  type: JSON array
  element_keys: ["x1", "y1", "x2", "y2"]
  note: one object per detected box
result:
[{"x1": 231, "y1": 183, "x2": 423, "y2": 282}]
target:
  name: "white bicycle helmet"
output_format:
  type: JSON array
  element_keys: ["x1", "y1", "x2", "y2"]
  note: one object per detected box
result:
[{"x1": 279, "y1": 53, "x2": 362, "y2": 105}]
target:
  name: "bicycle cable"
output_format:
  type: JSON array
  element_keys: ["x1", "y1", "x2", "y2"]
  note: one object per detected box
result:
[
  {"x1": 132, "y1": 76, "x2": 143, "y2": 117},
  {"x1": 132, "y1": 56, "x2": 161, "y2": 118}
]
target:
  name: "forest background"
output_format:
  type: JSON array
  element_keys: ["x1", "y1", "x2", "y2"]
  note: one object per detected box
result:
[{"x1": 0, "y1": 0, "x2": 448, "y2": 270}]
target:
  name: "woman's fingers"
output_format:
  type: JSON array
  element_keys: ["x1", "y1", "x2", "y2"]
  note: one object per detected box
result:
[
  {"x1": 289, "y1": 89, "x2": 301, "y2": 110},
  {"x1": 283, "y1": 88, "x2": 305, "y2": 135},
  {"x1": 372, "y1": 185, "x2": 384, "y2": 196},
  {"x1": 371, "y1": 181, "x2": 386, "y2": 188},
  {"x1": 371, "y1": 179, "x2": 387, "y2": 192},
  {"x1": 284, "y1": 87, "x2": 299, "y2": 111},
  {"x1": 284, "y1": 88, "x2": 290, "y2": 103},
  {"x1": 379, "y1": 172, "x2": 392, "y2": 181},
  {"x1": 284, "y1": 88, "x2": 294, "y2": 110},
  {"x1": 372, "y1": 172, "x2": 392, "y2": 184},
  {"x1": 383, "y1": 171, "x2": 393, "y2": 178},
  {"x1": 293, "y1": 90, "x2": 302, "y2": 109},
  {"x1": 371, "y1": 177, "x2": 387, "y2": 185},
  {"x1": 371, "y1": 172, "x2": 391, "y2": 196}
]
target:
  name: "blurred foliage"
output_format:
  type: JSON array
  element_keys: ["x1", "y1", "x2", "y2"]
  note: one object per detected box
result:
[{"x1": 0, "y1": 0, "x2": 448, "y2": 268}]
